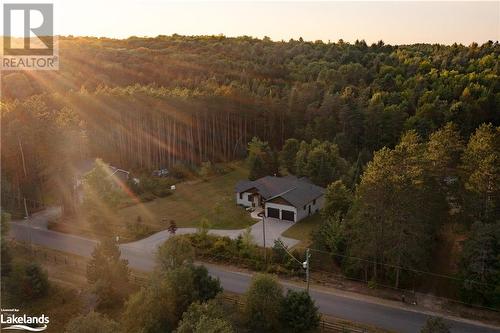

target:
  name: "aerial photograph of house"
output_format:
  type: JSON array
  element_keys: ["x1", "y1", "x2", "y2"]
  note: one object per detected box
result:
[{"x1": 235, "y1": 176, "x2": 325, "y2": 222}]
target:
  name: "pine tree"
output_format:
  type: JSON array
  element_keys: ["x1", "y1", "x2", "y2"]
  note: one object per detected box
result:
[
  {"x1": 461, "y1": 123, "x2": 500, "y2": 223},
  {"x1": 87, "y1": 238, "x2": 129, "y2": 307},
  {"x1": 459, "y1": 221, "x2": 500, "y2": 307}
]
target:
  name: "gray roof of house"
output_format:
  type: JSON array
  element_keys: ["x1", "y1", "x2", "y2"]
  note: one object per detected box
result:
[{"x1": 235, "y1": 176, "x2": 325, "y2": 208}]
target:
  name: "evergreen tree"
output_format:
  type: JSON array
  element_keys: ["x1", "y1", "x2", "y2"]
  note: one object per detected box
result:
[
  {"x1": 459, "y1": 221, "x2": 500, "y2": 307},
  {"x1": 192, "y1": 265, "x2": 223, "y2": 302},
  {"x1": 280, "y1": 138, "x2": 300, "y2": 174},
  {"x1": 247, "y1": 137, "x2": 278, "y2": 180},
  {"x1": 1, "y1": 211, "x2": 12, "y2": 277},
  {"x1": 86, "y1": 238, "x2": 130, "y2": 307},
  {"x1": 8, "y1": 262, "x2": 49, "y2": 300},
  {"x1": 346, "y1": 131, "x2": 446, "y2": 287},
  {"x1": 461, "y1": 123, "x2": 500, "y2": 223},
  {"x1": 281, "y1": 290, "x2": 321, "y2": 333}
]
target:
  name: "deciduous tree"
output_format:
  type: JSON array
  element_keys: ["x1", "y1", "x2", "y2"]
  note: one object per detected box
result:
[
  {"x1": 176, "y1": 300, "x2": 234, "y2": 333},
  {"x1": 243, "y1": 273, "x2": 283, "y2": 332},
  {"x1": 157, "y1": 235, "x2": 195, "y2": 271}
]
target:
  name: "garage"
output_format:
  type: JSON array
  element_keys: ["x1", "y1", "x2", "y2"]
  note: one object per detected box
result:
[
  {"x1": 281, "y1": 210, "x2": 295, "y2": 222},
  {"x1": 267, "y1": 207, "x2": 280, "y2": 219}
]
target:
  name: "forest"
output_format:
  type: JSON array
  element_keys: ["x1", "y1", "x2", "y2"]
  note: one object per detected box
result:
[{"x1": 1, "y1": 35, "x2": 499, "y2": 307}]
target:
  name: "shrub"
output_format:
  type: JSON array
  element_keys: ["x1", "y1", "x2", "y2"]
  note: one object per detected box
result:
[
  {"x1": 197, "y1": 218, "x2": 211, "y2": 241},
  {"x1": 213, "y1": 163, "x2": 233, "y2": 175},
  {"x1": 65, "y1": 311, "x2": 119, "y2": 333},
  {"x1": 132, "y1": 175, "x2": 175, "y2": 198},
  {"x1": 126, "y1": 216, "x2": 152, "y2": 240},
  {"x1": 212, "y1": 237, "x2": 233, "y2": 255},
  {"x1": 170, "y1": 162, "x2": 195, "y2": 179},
  {"x1": 199, "y1": 161, "x2": 215, "y2": 179},
  {"x1": 152, "y1": 187, "x2": 172, "y2": 197},
  {"x1": 420, "y1": 317, "x2": 450, "y2": 333},
  {"x1": 139, "y1": 192, "x2": 156, "y2": 202}
]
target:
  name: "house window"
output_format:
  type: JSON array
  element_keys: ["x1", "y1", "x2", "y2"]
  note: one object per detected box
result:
[
  {"x1": 239, "y1": 193, "x2": 243, "y2": 199},
  {"x1": 313, "y1": 199, "x2": 316, "y2": 205},
  {"x1": 303, "y1": 205, "x2": 306, "y2": 210}
]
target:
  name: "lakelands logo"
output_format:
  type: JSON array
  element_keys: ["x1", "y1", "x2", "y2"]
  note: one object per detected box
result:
[
  {"x1": 1, "y1": 3, "x2": 59, "y2": 70},
  {"x1": 1, "y1": 309, "x2": 49, "y2": 331}
]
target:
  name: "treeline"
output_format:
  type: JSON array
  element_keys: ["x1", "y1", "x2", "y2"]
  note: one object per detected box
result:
[
  {"x1": 1, "y1": 36, "x2": 499, "y2": 213},
  {"x1": 309, "y1": 123, "x2": 499, "y2": 307}
]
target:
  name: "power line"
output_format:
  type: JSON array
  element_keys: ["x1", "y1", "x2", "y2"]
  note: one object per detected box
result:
[
  {"x1": 195, "y1": 251, "x2": 499, "y2": 312},
  {"x1": 294, "y1": 246, "x2": 498, "y2": 289}
]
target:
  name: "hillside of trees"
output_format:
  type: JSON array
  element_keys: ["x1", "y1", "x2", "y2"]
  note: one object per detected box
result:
[
  {"x1": 2, "y1": 36, "x2": 498, "y2": 211},
  {"x1": 1, "y1": 35, "x2": 499, "y2": 306}
]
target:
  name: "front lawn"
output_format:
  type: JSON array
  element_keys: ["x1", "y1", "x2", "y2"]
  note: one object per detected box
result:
[
  {"x1": 281, "y1": 213, "x2": 323, "y2": 247},
  {"x1": 49, "y1": 162, "x2": 255, "y2": 242},
  {"x1": 117, "y1": 162, "x2": 255, "y2": 231}
]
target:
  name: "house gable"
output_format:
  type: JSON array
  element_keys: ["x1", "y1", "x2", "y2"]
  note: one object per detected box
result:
[
  {"x1": 267, "y1": 196, "x2": 294, "y2": 207},
  {"x1": 242, "y1": 187, "x2": 259, "y2": 195}
]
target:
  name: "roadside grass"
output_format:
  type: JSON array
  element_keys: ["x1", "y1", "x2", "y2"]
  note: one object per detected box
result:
[
  {"x1": 1, "y1": 245, "x2": 84, "y2": 333},
  {"x1": 1, "y1": 284, "x2": 83, "y2": 333},
  {"x1": 4, "y1": 242, "x2": 138, "y2": 329},
  {"x1": 281, "y1": 213, "x2": 323, "y2": 247}
]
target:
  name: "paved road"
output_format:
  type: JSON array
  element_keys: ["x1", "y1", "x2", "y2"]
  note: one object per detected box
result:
[{"x1": 9, "y1": 219, "x2": 500, "y2": 333}]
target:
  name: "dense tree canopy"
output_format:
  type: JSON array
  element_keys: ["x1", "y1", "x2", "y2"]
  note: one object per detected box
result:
[
  {"x1": 1, "y1": 35, "x2": 498, "y2": 307},
  {"x1": 2, "y1": 36, "x2": 498, "y2": 214}
]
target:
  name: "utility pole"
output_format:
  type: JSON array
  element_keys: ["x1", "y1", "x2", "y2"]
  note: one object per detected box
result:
[
  {"x1": 18, "y1": 137, "x2": 29, "y2": 219},
  {"x1": 304, "y1": 248, "x2": 311, "y2": 293},
  {"x1": 19, "y1": 137, "x2": 32, "y2": 254},
  {"x1": 277, "y1": 239, "x2": 311, "y2": 294},
  {"x1": 262, "y1": 214, "x2": 267, "y2": 267}
]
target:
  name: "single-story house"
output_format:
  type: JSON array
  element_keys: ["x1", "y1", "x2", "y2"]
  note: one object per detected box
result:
[{"x1": 235, "y1": 176, "x2": 325, "y2": 222}]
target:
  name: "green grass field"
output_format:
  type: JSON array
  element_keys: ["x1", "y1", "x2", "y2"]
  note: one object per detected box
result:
[
  {"x1": 117, "y1": 162, "x2": 255, "y2": 231},
  {"x1": 282, "y1": 213, "x2": 324, "y2": 247}
]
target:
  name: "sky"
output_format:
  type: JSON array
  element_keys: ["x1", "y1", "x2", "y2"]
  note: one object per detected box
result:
[{"x1": 3, "y1": 1, "x2": 500, "y2": 45}]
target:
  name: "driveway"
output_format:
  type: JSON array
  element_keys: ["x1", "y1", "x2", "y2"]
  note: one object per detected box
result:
[{"x1": 123, "y1": 217, "x2": 299, "y2": 255}]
